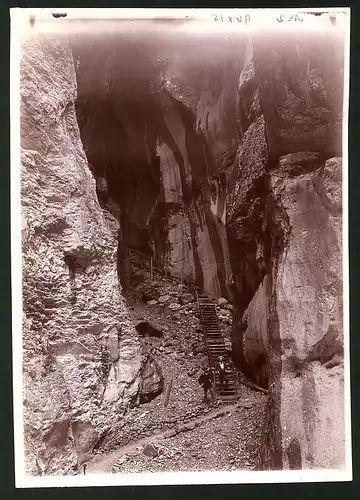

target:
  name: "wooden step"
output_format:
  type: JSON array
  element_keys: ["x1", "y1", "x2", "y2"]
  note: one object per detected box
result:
[
  {"x1": 196, "y1": 299, "x2": 239, "y2": 401},
  {"x1": 218, "y1": 395, "x2": 238, "y2": 402},
  {"x1": 217, "y1": 386, "x2": 237, "y2": 392}
]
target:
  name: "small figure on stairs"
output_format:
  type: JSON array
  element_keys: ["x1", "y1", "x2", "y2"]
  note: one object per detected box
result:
[
  {"x1": 198, "y1": 367, "x2": 216, "y2": 403},
  {"x1": 217, "y1": 356, "x2": 228, "y2": 387}
]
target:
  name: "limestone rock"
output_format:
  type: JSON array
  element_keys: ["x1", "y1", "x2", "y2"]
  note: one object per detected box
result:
[
  {"x1": 20, "y1": 33, "x2": 141, "y2": 475},
  {"x1": 253, "y1": 32, "x2": 344, "y2": 157},
  {"x1": 23, "y1": 27, "x2": 345, "y2": 475},
  {"x1": 178, "y1": 293, "x2": 195, "y2": 305},
  {"x1": 241, "y1": 274, "x2": 271, "y2": 389},
  {"x1": 266, "y1": 157, "x2": 344, "y2": 470},
  {"x1": 138, "y1": 355, "x2": 164, "y2": 404},
  {"x1": 158, "y1": 294, "x2": 170, "y2": 303},
  {"x1": 71, "y1": 420, "x2": 99, "y2": 465},
  {"x1": 169, "y1": 303, "x2": 181, "y2": 311},
  {"x1": 217, "y1": 297, "x2": 228, "y2": 308},
  {"x1": 142, "y1": 444, "x2": 159, "y2": 457}
]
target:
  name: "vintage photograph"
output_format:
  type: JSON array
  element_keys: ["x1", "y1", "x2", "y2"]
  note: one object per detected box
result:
[{"x1": 11, "y1": 8, "x2": 351, "y2": 486}]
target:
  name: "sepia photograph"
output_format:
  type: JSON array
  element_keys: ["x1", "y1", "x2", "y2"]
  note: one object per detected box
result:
[{"x1": 10, "y1": 7, "x2": 351, "y2": 487}]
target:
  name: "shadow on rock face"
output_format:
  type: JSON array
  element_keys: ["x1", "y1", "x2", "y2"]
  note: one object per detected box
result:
[
  {"x1": 135, "y1": 321, "x2": 163, "y2": 338},
  {"x1": 138, "y1": 354, "x2": 164, "y2": 404}
]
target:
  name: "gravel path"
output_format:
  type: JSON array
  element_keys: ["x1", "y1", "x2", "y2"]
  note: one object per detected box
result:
[
  {"x1": 84, "y1": 271, "x2": 267, "y2": 475},
  {"x1": 87, "y1": 396, "x2": 266, "y2": 474}
]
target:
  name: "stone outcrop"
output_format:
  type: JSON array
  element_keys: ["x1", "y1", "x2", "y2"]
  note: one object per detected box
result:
[
  {"x1": 21, "y1": 33, "x2": 141, "y2": 475},
  {"x1": 137, "y1": 354, "x2": 164, "y2": 404}
]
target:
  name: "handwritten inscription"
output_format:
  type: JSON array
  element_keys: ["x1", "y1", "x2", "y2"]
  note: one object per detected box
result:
[
  {"x1": 211, "y1": 14, "x2": 251, "y2": 25},
  {"x1": 277, "y1": 13, "x2": 304, "y2": 22},
  {"x1": 211, "y1": 13, "x2": 305, "y2": 25}
]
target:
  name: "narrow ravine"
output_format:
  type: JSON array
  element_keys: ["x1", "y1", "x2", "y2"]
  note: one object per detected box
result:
[{"x1": 20, "y1": 17, "x2": 346, "y2": 476}]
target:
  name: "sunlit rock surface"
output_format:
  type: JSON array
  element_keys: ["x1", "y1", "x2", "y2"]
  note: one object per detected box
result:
[{"x1": 21, "y1": 33, "x2": 141, "y2": 475}]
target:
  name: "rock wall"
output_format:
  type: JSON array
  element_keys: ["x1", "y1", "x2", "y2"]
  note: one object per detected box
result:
[
  {"x1": 72, "y1": 34, "x2": 233, "y2": 298},
  {"x1": 21, "y1": 33, "x2": 141, "y2": 475},
  {"x1": 64, "y1": 24, "x2": 346, "y2": 470},
  {"x1": 228, "y1": 30, "x2": 345, "y2": 469},
  {"x1": 242, "y1": 274, "x2": 272, "y2": 389},
  {"x1": 266, "y1": 155, "x2": 344, "y2": 470}
]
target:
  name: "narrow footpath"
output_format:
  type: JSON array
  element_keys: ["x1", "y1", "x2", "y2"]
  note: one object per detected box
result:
[
  {"x1": 86, "y1": 262, "x2": 267, "y2": 474},
  {"x1": 87, "y1": 397, "x2": 264, "y2": 474}
]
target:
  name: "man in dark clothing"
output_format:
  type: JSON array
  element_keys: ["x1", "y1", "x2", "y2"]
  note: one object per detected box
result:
[{"x1": 198, "y1": 367, "x2": 215, "y2": 402}]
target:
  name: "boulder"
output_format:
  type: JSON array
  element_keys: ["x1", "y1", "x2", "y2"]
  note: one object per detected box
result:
[
  {"x1": 169, "y1": 303, "x2": 181, "y2": 311},
  {"x1": 164, "y1": 429, "x2": 177, "y2": 439},
  {"x1": 142, "y1": 444, "x2": 159, "y2": 458},
  {"x1": 71, "y1": 420, "x2": 99, "y2": 466},
  {"x1": 178, "y1": 293, "x2": 195, "y2": 305},
  {"x1": 158, "y1": 294, "x2": 170, "y2": 303},
  {"x1": 217, "y1": 297, "x2": 228, "y2": 308},
  {"x1": 182, "y1": 422, "x2": 196, "y2": 431},
  {"x1": 138, "y1": 355, "x2": 164, "y2": 404}
]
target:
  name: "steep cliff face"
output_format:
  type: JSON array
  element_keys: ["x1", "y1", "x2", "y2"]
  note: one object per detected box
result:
[
  {"x1": 265, "y1": 155, "x2": 344, "y2": 470},
  {"x1": 226, "y1": 32, "x2": 345, "y2": 469},
  {"x1": 71, "y1": 33, "x2": 234, "y2": 298},
  {"x1": 21, "y1": 33, "x2": 141, "y2": 475},
  {"x1": 154, "y1": 28, "x2": 345, "y2": 468}
]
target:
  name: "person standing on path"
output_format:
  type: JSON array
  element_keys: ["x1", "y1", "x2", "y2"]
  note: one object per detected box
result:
[
  {"x1": 198, "y1": 367, "x2": 216, "y2": 403},
  {"x1": 217, "y1": 356, "x2": 228, "y2": 387}
]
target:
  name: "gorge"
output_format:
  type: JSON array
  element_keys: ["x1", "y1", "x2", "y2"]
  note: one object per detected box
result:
[{"x1": 20, "y1": 17, "x2": 346, "y2": 476}]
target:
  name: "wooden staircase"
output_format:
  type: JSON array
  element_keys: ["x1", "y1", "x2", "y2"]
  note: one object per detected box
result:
[{"x1": 198, "y1": 296, "x2": 238, "y2": 403}]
